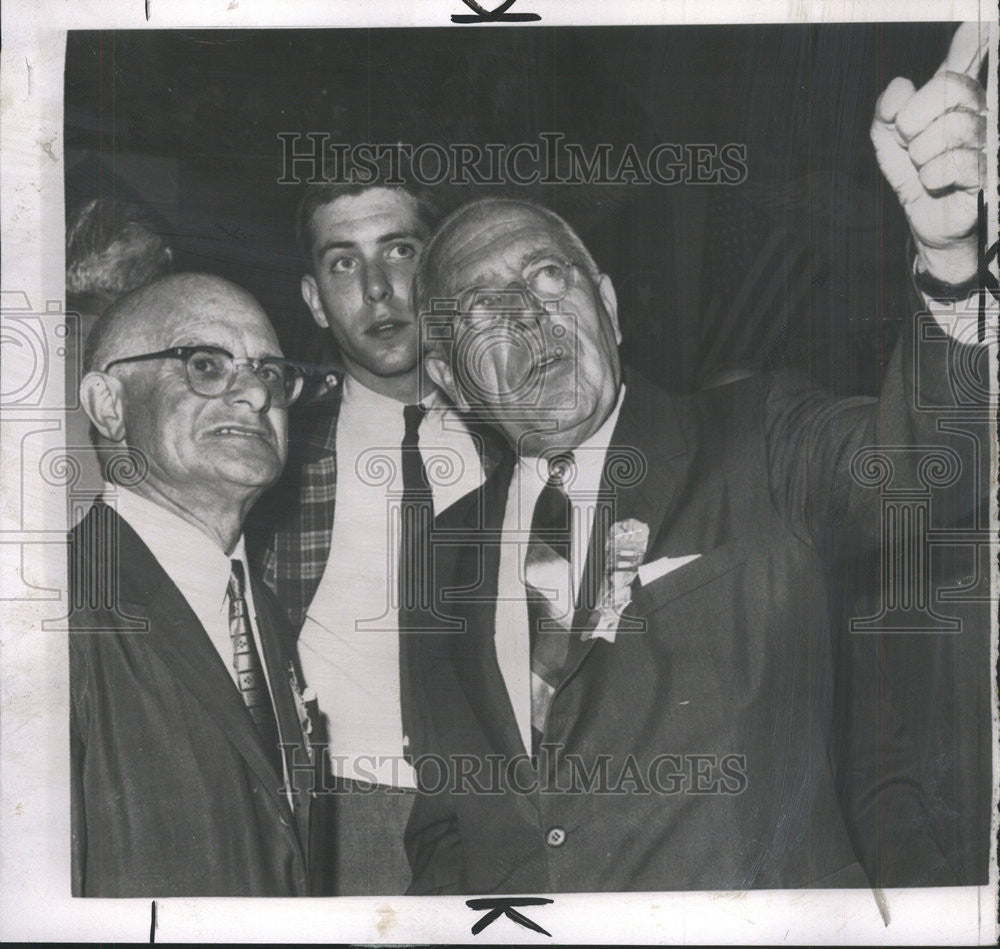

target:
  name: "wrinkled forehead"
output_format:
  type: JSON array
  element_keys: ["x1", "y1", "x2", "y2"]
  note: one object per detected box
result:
[
  {"x1": 433, "y1": 206, "x2": 569, "y2": 293},
  {"x1": 126, "y1": 284, "x2": 280, "y2": 355}
]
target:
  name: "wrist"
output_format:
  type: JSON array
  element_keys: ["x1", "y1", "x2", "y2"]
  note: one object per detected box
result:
[
  {"x1": 913, "y1": 264, "x2": 981, "y2": 303},
  {"x1": 913, "y1": 239, "x2": 978, "y2": 287}
]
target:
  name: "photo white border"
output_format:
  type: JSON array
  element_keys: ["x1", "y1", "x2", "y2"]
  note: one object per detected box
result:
[{"x1": 2, "y1": 0, "x2": 997, "y2": 942}]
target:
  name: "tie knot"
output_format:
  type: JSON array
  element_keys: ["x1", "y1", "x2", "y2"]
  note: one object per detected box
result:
[
  {"x1": 404, "y1": 403, "x2": 427, "y2": 438},
  {"x1": 546, "y1": 451, "x2": 575, "y2": 488},
  {"x1": 228, "y1": 559, "x2": 246, "y2": 599}
]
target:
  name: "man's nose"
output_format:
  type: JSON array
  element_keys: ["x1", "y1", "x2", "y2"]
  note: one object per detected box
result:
[
  {"x1": 225, "y1": 363, "x2": 271, "y2": 412},
  {"x1": 363, "y1": 262, "x2": 392, "y2": 304}
]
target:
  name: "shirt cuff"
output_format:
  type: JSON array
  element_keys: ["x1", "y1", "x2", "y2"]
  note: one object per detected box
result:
[{"x1": 913, "y1": 259, "x2": 996, "y2": 345}]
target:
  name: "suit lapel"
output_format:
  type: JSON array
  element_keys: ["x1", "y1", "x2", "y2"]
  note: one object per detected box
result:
[
  {"x1": 253, "y1": 577, "x2": 313, "y2": 849},
  {"x1": 110, "y1": 506, "x2": 301, "y2": 832},
  {"x1": 440, "y1": 459, "x2": 528, "y2": 760},
  {"x1": 562, "y1": 375, "x2": 692, "y2": 680},
  {"x1": 447, "y1": 465, "x2": 542, "y2": 830},
  {"x1": 602, "y1": 372, "x2": 690, "y2": 547}
]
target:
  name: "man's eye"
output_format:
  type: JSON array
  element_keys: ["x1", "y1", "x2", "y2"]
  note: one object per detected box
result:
[
  {"x1": 330, "y1": 256, "x2": 357, "y2": 273},
  {"x1": 187, "y1": 350, "x2": 227, "y2": 374},
  {"x1": 526, "y1": 260, "x2": 569, "y2": 297},
  {"x1": 386, "y1": 242, "x2": 418, "y2": 262},
  {"x1": 256, "y1": 363, "x2": 283, "y2": 384},
  {"x1": 470, "y1": 291, "x2": 505, "y2": 311}
]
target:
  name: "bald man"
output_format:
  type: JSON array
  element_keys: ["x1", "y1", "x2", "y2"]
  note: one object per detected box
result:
[{"x1": 69, "y1": 273, "x2": 322, "y2": 896}]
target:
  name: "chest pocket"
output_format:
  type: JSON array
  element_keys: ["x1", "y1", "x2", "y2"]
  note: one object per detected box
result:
[{"x1": 627, "y1": 540, "x2": 748, "y2": 618}]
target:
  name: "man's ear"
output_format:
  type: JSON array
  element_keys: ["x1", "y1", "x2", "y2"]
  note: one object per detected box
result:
[
  {"x1": 300, "y1": 274, "x2": 329, "y2": 330},
  {"x1": 425, "y1": 351, "x2": 468, "y2": 411},
  {"x1": 79, "y1": 372, "x2": 127, "y2": 443},
  {"x1": 597, "y1": 273, "x2": 622, "y2": 346}
]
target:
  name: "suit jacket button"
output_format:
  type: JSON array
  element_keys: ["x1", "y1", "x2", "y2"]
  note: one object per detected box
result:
[{"x1": 545, "y1": 826, "x2": 567, "y2": 847}]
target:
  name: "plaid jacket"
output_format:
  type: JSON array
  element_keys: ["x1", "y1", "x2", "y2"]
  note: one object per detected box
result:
[
  {"x1": 247, "y1": 384, "x2": 344, "y2": 631},
  {"x1": 246, "y1": 379, "x2": 507, "y2": 632}
]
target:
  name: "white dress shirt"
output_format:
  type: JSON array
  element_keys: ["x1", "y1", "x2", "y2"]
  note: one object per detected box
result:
[
  {"x1": 299, "y1": 375, "x2": 485, "y2": 788},
  {"x1": 494, "y1": 385, "x2": 627, "y2": 754}
]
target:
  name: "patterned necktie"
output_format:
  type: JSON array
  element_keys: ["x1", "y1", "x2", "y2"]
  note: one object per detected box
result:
[
  {"x1": 228, "y1": 559, "x2": 283, "y2": 778},
  {"x1": 399, "y1": 403, "x2": 434, "y2": 615},
  {"x1": 525, "y1": 452, "x2": 575, "y2": 755}
]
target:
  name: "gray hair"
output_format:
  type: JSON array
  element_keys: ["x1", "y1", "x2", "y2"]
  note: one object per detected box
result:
[{"x1": 66, "y1": 198, "x2": 173, "y2": 316}]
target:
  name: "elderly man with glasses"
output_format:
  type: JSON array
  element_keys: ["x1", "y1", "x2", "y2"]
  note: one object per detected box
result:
[{"x1": 69, "y1": 272, "x2": 325, "y2": 897}]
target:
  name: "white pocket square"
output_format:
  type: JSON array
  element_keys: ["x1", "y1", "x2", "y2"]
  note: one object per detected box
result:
[{"x1": 637, "y1": 554, "x2": 702, "y2": 586}]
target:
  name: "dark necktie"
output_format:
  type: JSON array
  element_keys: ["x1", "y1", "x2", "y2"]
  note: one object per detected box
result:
[
  {"x1": 398, "y1": 404, "x2": 434, "y2": 763},
  {"x1": 228, "y1": 559, "x2": 283, "y2": 779},
  {"x1": 399, "y1": 403, "x2": 434, "y2": 616},
  {"x1": 525, "y1": 452, "x2": 575, "y2": 755}
]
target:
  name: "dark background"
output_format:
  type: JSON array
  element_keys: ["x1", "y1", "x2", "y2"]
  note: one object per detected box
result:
[{"x1": 64, "y1": 23, "x2": 956, "y2": 393}]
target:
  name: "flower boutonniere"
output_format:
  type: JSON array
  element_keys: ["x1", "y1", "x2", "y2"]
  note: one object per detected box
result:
[
  {"x1": 288, "y1": 661, "x2": 318, "y2": 761},
  {"x1": 581, "y1": 518, "x2": 650, "y2": 644}
]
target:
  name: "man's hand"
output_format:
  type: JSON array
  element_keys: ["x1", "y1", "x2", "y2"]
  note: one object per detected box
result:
[{"x1": 871, "y1": 22, "x2": 989, "y2": 284}]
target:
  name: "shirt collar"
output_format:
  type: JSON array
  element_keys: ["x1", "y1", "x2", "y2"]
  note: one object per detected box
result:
[
  {"x1": 342, "y1": 373, "x2": 444, "y2": 416},
  {"x1": 106, "y1": 483, "x2": 242, "y2": 611},
  {"x1": 517, "y1": 383, "x2": 627, "y2": 496},
  {"x1": 341, "y1": 373, "x2": 406, "y2": 423}
]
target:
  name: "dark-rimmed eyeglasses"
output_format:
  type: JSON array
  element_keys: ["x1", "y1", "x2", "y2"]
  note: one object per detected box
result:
[
  {"x1": 456, "y1": 256, "x2": 580, "y2": 330},
  {"x1": 102, "y1": 345, "x2": 309, "y2": 408}
]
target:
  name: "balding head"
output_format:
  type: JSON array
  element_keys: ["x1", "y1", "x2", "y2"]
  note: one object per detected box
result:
[
  {"x1": 85, "y1": 273, "x2": 279, "y2": 375},
  {"x1": 80, "y1": 272, "x2": 289, "y2": 551},
  {"x1": 414, "y1": 198, "x2": 601, "y2": 316}
]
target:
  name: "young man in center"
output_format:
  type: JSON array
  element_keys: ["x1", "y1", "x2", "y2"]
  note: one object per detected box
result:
[{"x1": 251, "y1": 178, "x2": 493, "y2": 895}]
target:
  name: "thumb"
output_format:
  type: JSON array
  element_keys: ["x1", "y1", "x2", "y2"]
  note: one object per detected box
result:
[{"x1": 935, "y1": 21, "x2": 989, "y2": 79}]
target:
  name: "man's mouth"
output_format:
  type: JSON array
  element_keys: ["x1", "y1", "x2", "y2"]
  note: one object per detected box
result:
[
  {"x1": 365, "y1": 318, "x2": 410, "y2": 338},
  {"x1": 210, "y1": 425, "x2": 272, "y2": 441},
  {"x1": 503, "y1": 351, "x2": 565, "y2": 396},
  {"x1": 534, "y1": 349, "x2": 566, "y2": 373}
]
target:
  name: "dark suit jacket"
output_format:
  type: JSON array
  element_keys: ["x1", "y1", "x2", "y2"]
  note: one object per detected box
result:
[
  {"x1": 403, "y1": 316, "x2": 984, "y2": 894},
  {"x1": 69, "y1": 502, "x2": 320, "y2": 897}
]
